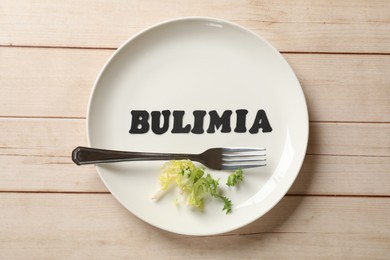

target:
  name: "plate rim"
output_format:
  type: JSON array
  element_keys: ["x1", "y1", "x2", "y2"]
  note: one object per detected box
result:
[{"x1": 86, "y1": 16, "x2": 309, "y2": 236}]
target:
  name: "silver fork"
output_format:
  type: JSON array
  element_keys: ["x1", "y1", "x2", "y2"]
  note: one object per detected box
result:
[{"x1": 72, "y1": 146, "x2": 266, "y2": 170}]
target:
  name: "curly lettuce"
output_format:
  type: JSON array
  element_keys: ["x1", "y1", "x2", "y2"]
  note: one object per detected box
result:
[
  {"x1": 152, "y1": 160, "x2": 233, "y2": 214},
  {"x1": 226, "y1": 168, "x2": 244, "y2": 187}
]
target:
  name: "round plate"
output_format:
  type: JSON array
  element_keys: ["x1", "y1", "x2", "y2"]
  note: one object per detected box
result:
[{"x1": 87, "y1": 17, "x2": 308, "y2": 236}]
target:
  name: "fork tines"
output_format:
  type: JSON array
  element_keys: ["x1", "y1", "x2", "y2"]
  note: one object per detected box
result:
[{"x1": 221, "y1": 147, "x2": 266, "y2": 170}]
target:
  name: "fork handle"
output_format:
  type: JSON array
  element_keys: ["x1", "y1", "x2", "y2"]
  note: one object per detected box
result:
[{"x1": 72, "y1": 146, "x2": 197, "y2": 165}]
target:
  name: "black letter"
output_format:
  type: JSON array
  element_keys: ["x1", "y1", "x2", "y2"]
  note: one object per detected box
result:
[
  {"x1": 249, "y1": 110, "x2": 272, "y2": 133},
  {"x1": 151, "y1": 110, "x2": 170, "y2": 135},
  {"x1": 191, "y1": 110, "x2": 206, "y2": 134},
  {"x1": 129, "y1": 110, "x2": 150, "y2": 134},
  {"x1": 207, "y1": 110, "x2": 232, "y2": 133},
  {"x1": 171, "y1": 111, "x2": 191, "y2": 133},
  {"x1": 234, "y1": 109, "x2": 248, "y2": 133}
]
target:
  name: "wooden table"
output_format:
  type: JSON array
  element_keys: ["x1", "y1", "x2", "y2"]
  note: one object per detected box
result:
[{"x1": 1, "y1": 1, "x2": 389, "y2": 258}]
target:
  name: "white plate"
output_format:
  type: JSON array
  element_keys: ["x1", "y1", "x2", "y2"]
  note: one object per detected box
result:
[{"x1": 87, "y1": 17, "x2": 308, "y2": 236}]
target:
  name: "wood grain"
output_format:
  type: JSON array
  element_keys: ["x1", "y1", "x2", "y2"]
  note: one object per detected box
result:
[
  {"x1": 0, "y1": 193, "x2": 388, "y2": 259},
  {"x1": 284, "y1": 53, "x2": 390, "y2": 123},
  {"x1": 0, "y1": 47, "x2": 111, "y2": 118},
  {"x1": 308, "y1": 122, "x2": 390, "y2": 157},
  {"x1": 289, "y1": 155, "x2": 390, "y2": 196},
  {"x1": 1, "y1": 119, "x2": 387, "y2": 158},
  {"x1": 1, "y1": 0, "x2": 390, "y2": 53},
  {"x1": 1, "y1": 1, "x2": 389, "y2": 257},
  {"x1": 1, "y1": 47, "x2": 389, "y2": 122},
  {"x1": 0, "y1": 118, "x2": 389, "y2": 195}
]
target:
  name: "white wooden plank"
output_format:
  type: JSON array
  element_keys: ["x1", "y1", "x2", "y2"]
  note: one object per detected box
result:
[
  {"x1": 289, "y1": 155, "x2": 390, "y2": 196},
  {"x1": 0, "y1": 47, "x2": 112, "y2": 118},
  {"x1": 1, "y1": 0, "x2": 390, "y2": 53},
  {"x1": 2, "y1": 153, "x2": 389, "y2": 196},
  {"x1": 0, "y1": 156, "x2": 104, "y2": 192},
  {"x1": 284, "y1": 53, "x2": 390, "y2": 122},
  {"x1": 1, "y1": 47, "x2": 389, "y2": 122},
  {"x1": 2, "y1": 119, "x2": 383, "y2": 157},
  {"x1": 0, "y1": 119, "x2": 389, "y2": 194},
  {"x1": 0, "y1": 193, "x2": 388, "y2": 259},
  {"x1": 308, "y1": 122, "x2": 390, "y2": 157}
]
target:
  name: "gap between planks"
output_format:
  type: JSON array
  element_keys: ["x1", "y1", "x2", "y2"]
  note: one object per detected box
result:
[
  {"x1": 0, "y1": 190, "x2": 388, "y2": 198},
  {"x1": 2, "y1": 44, "x2": 390, "y2": 56},
  {"x1": 305, "y1": 153, "x2": 390, "y2": 158},
  {"x1": 0, "y1": 115, "x2": 86, "y2": 120}
]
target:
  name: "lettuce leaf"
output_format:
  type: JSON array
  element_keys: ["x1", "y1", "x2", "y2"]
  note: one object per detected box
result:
[
  {"x1": 226, "y1": 168, "x2": 244, "y2": 187},
  {"x1": 154, "y1": 160, "x2": 232, "y2": 214}
]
